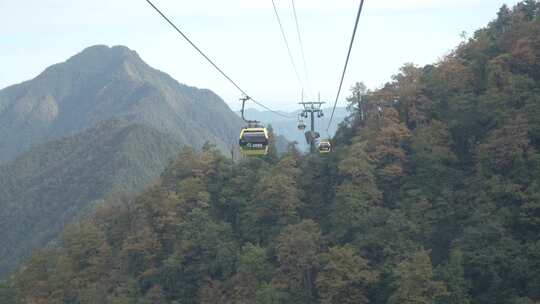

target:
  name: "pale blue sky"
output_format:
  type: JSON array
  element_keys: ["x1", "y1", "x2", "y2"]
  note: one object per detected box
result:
[{"x1": 0, "y1": 0, "x2": 521, "y2": 111}]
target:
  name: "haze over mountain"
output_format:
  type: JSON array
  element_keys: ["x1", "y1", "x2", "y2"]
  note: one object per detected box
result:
[
  {"x1": 0, "y1": 45, "x2": 243, "y2": 163},
  {"x1": 0, "y1": 45, "x2": 245, "y2": 277}
]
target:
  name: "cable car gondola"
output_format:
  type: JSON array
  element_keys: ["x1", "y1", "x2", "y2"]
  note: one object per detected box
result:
[
  {"x1": 238, "y1": 96, "x2": 270, "y2": 157},
  {"x1": 297, "y1": 114, "x2": 306, "y2": 130},
  {"x1": 318, "y1": 139, "x2": 331, "y2": 154},
  {"x1": 239, "y1": 127, "x2": 269, "y2": 156}
]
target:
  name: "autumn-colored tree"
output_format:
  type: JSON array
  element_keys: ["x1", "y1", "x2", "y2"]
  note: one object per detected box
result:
[
  {"x1": 360, "y1": 106, "x2": 411, "y2": 201},
  {"x1": 120, "y1": 225, "x2": 162, "y2": 277},
  {"x1": 316, "y1": 246, "x2": 379, "y2": 304}
]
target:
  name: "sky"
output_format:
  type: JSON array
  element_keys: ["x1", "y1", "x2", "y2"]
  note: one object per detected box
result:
[{"x1": 0, "y1": 0, "x2": 522, "y2": 112}]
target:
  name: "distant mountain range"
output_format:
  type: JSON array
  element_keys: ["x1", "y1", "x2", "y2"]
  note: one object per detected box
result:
[
  {"x1": 0, "y1": 45, "x2": 244, "y2": 277},
  {"x1": 239, "y1": 107, "x2": 349, "y2": 151}
]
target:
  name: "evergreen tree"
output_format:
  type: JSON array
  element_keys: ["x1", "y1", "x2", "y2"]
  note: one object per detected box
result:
[
  {"x1": 276, "y1": 220, "x2": 321, "y2": 303},
  {"x1": 389, "y1": 250, "x2": 448, "y2": 304},
  {"x1": 438, "y1": 248, "x2": 471, "y2": 304}
]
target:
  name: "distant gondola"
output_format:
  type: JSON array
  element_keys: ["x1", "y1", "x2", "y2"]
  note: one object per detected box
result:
[
  {"x1": 298, "y1": 114, "x2": 306, "y2": 130},
  {"x1": 318, "y1": 139, "x2": 331, "y2": 154},
  {"x1": 298, "y1": 120, "x2": 306, "y2": 130}
]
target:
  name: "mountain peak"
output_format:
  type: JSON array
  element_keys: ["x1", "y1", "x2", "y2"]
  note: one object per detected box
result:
[
  {"x1": 31, "y1": 45, "x2": 147, "y2": 86},
  {"x1": 0, "y1": 44, "x2": 243, "y2": 163},
  {"x1": 64, "y1": 44, "x2": 143, "y2": 70},
  {"x1": 75, "y1": 44, "x2": 139, "y2": 60}
]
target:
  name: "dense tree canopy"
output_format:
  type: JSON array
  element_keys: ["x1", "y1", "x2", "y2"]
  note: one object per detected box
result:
[{"x1": 2, "y1": 2, "x2": 540, "y2": 303}]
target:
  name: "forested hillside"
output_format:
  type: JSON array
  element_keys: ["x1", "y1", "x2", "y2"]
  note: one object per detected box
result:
[
  {"x1": 0, "y1": 45, "x2": 244, "y2": 278},
  {"x1": 0, "y1": 119, "x2": 182, "y2": 277},
  {"x1": 2, "y1": 2, "x2": 540, "y2": 303}
]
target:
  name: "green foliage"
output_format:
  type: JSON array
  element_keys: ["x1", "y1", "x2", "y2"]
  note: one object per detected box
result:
[
  {"x1": 238, "y1": 243, "x2": 273, "y2": 282},
  {"x1": 0, "y1": 281, "x2": 20, "y2": 304},
  {"x1": 438, "y1": 248, "x2": 471, "y2": 304},
  {"x1": 389, "y1": 250, "x2": 448, "y2": 304},
  {"x1": 276, "y1": 220, "x2": 322, "y2": 303},
  {"x1": 0, "y1": 120, "x2": 183, "y2": 277}
]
